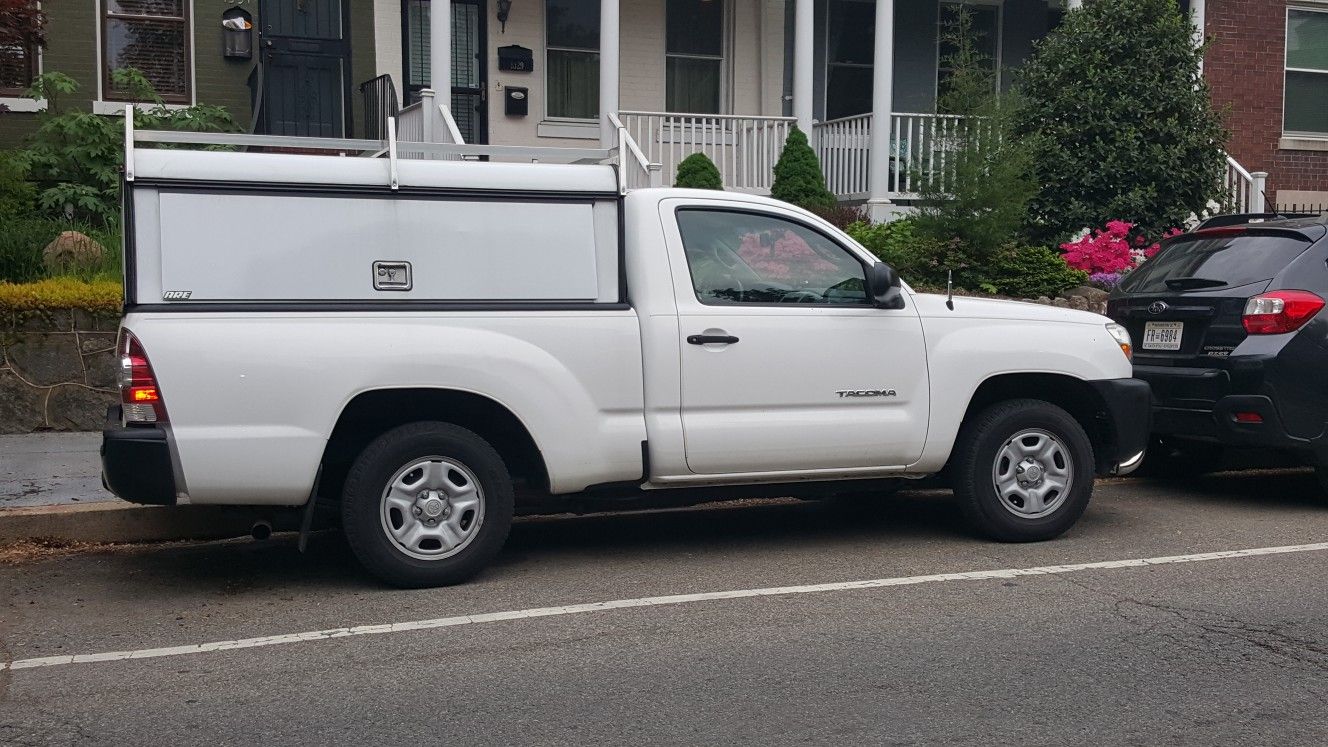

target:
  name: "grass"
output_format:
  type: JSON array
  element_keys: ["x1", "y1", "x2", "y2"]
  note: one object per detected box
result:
[{"x1": 0, "y1": 277, "x2": 123, "y2": 314}]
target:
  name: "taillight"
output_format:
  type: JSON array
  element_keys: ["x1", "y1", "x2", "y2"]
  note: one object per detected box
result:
[
  {"x1": 1242, "y1": 290, "x2": 1325, "y2": 335},
  {"x1": 118, "y1": 332, "x2": 168, "y2": 424}
]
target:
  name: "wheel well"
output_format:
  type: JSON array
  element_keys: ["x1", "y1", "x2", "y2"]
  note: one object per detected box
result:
[
  {"x1": 319, "y1": 389, "x2": 549, "y2": 504},
  {"x1": 960, "y1": 373, "x2": 1116, "y2": 474}
]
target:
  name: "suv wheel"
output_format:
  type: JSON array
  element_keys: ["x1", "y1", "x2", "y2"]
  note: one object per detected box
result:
[
  {"x1": 952, "y1": 399, "x2": 1094, "y2": 542},
  {"x1": 342, "y1": 422, "x2": 514, "y2": 588}
]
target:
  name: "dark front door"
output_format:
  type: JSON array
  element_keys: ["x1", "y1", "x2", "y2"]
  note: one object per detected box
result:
[
  {"x1": 402, "y1": 0, "x2": 488, "y2": 144},
  {"x1": 259, "y1": 0, "x2": 352, "y2": 137}
]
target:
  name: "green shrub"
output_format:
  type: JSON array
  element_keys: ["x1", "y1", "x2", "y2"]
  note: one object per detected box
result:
[
  {"x1": 674, "y1": 153, "x2": 723, "y2": 190},
  {"x1": 1013, "y1": 0, "x2": 1227, "y2": 242},
  {"x1": 845, "y1": 218, "x2": 964, "y2": 288},
  {"x1": 21, "y1": 69, "x2": 238, "y2": 224},
  {"x1": 0, "y1": 217, "x2": 122, "y2": 283},
  {"x1": 0, "y1": 151, "x2": 36, "y2": 219},
  {"x1": 771, "y1": 126, "x2": 834, "y2": 211},
  {"x1": 979, "y1": 245, "x2": 1089, "y2": 297},
  {"x1": 913, "y1": 8, "x2": 1036, "y2": 262}
]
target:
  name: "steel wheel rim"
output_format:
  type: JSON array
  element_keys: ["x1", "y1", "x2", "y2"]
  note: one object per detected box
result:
[
  {"x1": 991, "y1": 428, "x2": 1073, "y2": 519},
  {"x1": 380, "y1": 456, "x2": 485, "y2": 561}
]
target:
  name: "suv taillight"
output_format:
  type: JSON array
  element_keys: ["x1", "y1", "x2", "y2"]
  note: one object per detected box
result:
[
  {"x1": 1242, "y1": 290, "x2": 1325, "y2": 335},
  {"x1": 118, "y1": 332, "x2": 168, "y2": 424}
]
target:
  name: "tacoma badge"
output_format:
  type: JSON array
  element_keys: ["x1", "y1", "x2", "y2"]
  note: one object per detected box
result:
[{"x1": 836, "y1": 389, "x2": 898, "y2": 398}]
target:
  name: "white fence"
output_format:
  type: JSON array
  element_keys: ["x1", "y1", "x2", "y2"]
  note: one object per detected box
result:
[{"x1": 618, "y1": 112, "x2": 795, "y2": 192}]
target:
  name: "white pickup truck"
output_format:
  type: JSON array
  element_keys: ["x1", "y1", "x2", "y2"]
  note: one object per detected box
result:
[{"x1": 102, "y1": 125, "x2": 1149, "y2": 587}]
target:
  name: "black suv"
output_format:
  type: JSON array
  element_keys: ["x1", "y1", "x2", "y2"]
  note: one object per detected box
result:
[{"x1": 1107, "y1": 214, "x2": 1328, "y2": 482}]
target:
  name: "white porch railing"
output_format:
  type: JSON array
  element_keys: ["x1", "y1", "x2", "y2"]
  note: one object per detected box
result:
[
  {"x1": 618, "y1": 111, "x2": 796, "y2": 192},
  {"x1": 814, "y1": 114, "x2": 872, "y2": 200},
  {"x1": 813, "y1": 112, "x2": 975, "y2": 201},
  {"x1": 1225, "y1": 155, "x2": 1267, "y2": 214},
  {"x1": 396, "y1": 89, "x2": 467, "y2": 159}
]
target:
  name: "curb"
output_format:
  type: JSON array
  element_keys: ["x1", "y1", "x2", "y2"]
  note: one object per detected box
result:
[{"x1": 0, "y1": 503, "x2": 300, "y2": 545}]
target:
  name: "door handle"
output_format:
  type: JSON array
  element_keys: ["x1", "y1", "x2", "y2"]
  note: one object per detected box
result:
[{"x1": 687, "y1": 334, "x2": 740, "y2": 345}]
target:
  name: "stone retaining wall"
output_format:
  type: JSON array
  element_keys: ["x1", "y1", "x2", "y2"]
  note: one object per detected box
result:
[{"x1": 1, "y1": 311, "x2": 120, "y2": 433}]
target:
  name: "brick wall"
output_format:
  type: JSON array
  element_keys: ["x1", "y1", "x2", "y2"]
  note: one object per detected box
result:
[{"x1": 1206, "y1": 0, "x2": 1328, "y2": 205}]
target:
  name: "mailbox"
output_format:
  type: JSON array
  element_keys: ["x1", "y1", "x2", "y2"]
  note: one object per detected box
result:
[
  {"x1": 222, "y1": 7, "x2": 253, "y2": 59},
  {"x1": 498, "y1": 45, "x2": 534, "y2": 73},
  {"x1": 505, "y1": 87, "x2": 529, "y2": 117}
]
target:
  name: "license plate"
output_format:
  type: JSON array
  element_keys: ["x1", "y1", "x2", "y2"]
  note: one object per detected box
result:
[{"x1": 1143, "y1": 321, "x2": 1183, "y2": 351}]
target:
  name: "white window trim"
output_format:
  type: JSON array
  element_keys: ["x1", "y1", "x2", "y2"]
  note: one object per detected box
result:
[
  {"x1": 93, "y1": 0, "x2": 198, "y2": 111},
  {"x1": 543, "y1": 0, "x2": 600, "y2": 124},
  {"x1": 664, "y1": 0, "x2": 729, "y2": 115},
  {"x1": 1, "y1": 1, "x2": 46, "y2": 113},
  {"x1": 1284, "y1": 5, "x2": 1328, "y2": 139}
]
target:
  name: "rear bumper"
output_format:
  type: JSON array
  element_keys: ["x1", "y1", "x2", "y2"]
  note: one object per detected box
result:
[
  {"x1": 1153, "y1": 395, "x2": 1316, "y2": 451},
  {"x1": 1088, "y1": 378, "x2": 1153, "y2": 474},
  {"x1": 101, "y1": 406, "x2": 177, "y2": 506}
]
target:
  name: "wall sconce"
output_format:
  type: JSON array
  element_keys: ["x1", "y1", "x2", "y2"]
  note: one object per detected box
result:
[{"x1": 497, "y1": 0, "x2": 513, "y2": 32}]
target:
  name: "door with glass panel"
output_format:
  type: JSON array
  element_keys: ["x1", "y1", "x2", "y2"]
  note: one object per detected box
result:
[
  {"x1": 402, "y1": 0, "x2": 488, "y2": 144},
  {"x1": 259, "y1": 0, "x2": 351, "y2": 137},
  {"x1": 665, "y1": 204, "x2": 930, "y2": 475}
]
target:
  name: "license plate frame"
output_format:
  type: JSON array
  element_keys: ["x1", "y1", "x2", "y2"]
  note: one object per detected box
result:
[{"x1": 1142, "y1": 321, "x2": 1184, "y2": 351}]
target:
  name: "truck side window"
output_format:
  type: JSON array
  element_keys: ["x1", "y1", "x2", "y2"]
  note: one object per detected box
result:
[{"x1": 675, "y1": 209, "x2": 869, "y2": 306}]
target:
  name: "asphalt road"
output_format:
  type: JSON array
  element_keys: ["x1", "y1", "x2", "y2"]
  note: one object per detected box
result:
[{"x1": 4, "y1": 471, "x2": 1328, "y2": 745}]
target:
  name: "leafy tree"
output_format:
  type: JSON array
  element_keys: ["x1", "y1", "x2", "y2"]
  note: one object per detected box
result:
[
  {"x1": 912, "y1": 6, "x2": 1037, "y2": 260},
  {"x1": 674, "y1": 152, "x2": 723, "y2": 189},
  {"x1": 19, "y1": 70, "x2": 238, "y2": 224},
  {"x1": 1013, "y1": 0, "x2": 1227, "y2": 243},
  {"x1": 771, "y1": 125, "x2": 834, "y2": 211}
]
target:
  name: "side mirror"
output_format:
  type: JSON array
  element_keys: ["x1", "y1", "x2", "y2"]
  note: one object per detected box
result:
[{"x1": 867, "y1": 262, "x2": 905, "y2": 310}]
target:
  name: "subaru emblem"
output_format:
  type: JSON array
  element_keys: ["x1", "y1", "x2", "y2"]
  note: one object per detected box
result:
[{"x1": 1148, "y1": 301, "x2": 1169, "y2": 315}]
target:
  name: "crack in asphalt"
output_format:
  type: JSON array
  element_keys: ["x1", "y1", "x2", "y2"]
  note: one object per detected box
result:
[{"x1": 1058, "y1": 574, "x2": 1328, "y2": 678}]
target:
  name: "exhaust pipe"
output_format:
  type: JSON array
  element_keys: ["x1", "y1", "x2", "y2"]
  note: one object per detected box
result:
[{"x1": 250, "y1": 520, "x2": 273, "y2": 541}]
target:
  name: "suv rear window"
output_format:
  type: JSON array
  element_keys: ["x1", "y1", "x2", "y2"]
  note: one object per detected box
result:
[{"x1": 1120, "y1": 233, "x2": 1313, "y2": 293}]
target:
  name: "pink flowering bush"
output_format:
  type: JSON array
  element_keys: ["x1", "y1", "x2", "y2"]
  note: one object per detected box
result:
[{"x1": 1059, "y1": 221, "x2": 1182, "y2": 281}]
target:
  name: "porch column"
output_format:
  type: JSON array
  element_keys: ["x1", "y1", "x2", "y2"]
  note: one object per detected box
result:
[
  {"x1": 1191, "y1": 0, "x2": 1206, "y2": 73},
  {"x1": 866, "y1": 0, "x2": 895, "y2": 222},
  {"x1": 793, "y1": 0, "x2": 814, "y2": 133},
  {"x1": 430, "y1": 0, "x2": 451, "y2": 119},
  {"x1": 600, "y1": 0, "x2": 621, "y2": 145}
]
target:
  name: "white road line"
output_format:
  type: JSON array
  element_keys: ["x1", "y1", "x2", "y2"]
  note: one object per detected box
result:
[{"x1": 5, "y1": 541, "x2": 1328, "y2": 672}]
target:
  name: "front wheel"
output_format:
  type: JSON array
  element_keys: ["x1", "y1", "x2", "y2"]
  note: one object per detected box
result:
[
  {"x1": 342, "y1": 422, "x2": 514, "y2": 588},
  {"x1": 951, "y1": 399, "x2": 1094, "y2": 542}
]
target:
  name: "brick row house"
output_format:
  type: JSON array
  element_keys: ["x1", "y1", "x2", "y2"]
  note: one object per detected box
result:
[{"x1": 0, "y1": 1, "x2": 1324, "y2": 216}]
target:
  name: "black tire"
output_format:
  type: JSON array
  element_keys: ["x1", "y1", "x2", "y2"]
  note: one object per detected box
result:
[
  {"x1": 341, "y1": 421, "x2": 514, "y2": 588},
  {"x1": 951, "y1": 399, "x2": 1094, "y2": 542}
]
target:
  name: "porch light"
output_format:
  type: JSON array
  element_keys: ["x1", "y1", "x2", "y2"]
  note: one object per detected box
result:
[{"x1": 497, "y1": 0, "x2": 512, "y2": 32}]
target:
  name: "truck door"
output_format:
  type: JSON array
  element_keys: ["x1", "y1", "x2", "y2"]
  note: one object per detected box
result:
[{"x1": 662, "y1": 201, "x2": 930, "y2": 475}]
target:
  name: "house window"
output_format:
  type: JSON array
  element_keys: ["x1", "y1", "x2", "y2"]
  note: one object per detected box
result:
[
  {"x1": 825, "y1": 0, "x2": 875, "y2": 121},
  {"x1": 1286, "y1": 7, "x2": 1328, "y2": 136},
  {"x1": 666, "y1": 0, "x2": 724, "y2": 114},
  {"x1": 546, "y1": 0, "x2": 599, "y2": 120},
  {"x1": 937, "y1": 2, "x2": 999, "y2": 97},
  {"x1": 101, "y1": 0, "x2": 192, "y2": 103}
]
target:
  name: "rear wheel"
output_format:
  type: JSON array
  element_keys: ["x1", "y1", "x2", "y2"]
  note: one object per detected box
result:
[
  {"x1": 952, "y1": 399, "x2": 1094, "y2": 542},
  {"x1": 342, "y1": 422, "x2": 514, "y2": 588}
]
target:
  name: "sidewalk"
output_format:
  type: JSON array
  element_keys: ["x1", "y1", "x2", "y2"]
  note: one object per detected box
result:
[{"x1": 1, "y1": 432, "x2": 113, "y2": 508}]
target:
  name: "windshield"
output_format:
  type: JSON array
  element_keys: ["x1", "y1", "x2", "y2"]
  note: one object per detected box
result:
[{"x1": 1120, "y1": 233, "x2": 1314, "y2": 293}]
